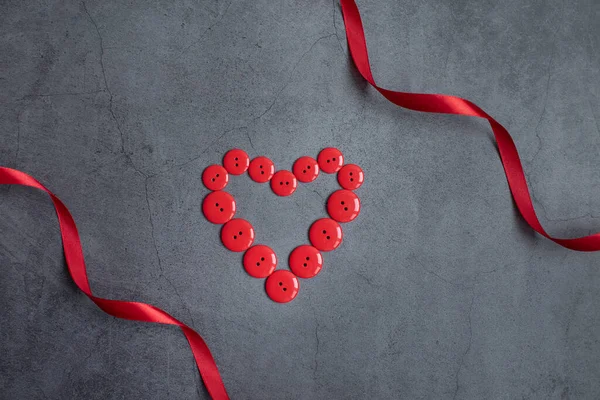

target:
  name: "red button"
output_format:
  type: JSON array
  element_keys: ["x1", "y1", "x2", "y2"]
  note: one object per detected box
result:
[
  {"x1": 337, "y1": 164, "x2": 364, "y2": 190},
  {"x1": 223, "y1": 149, "x2": 249, "y2": 175},
  {"x1": 243, "y1": 245, "x2": 277, "y2": 278},
  {"x1": 327, "y1": 190, "x2": 361, "y2": 223},
  {"x1": 221, "y1": 219, "x2": 255, "y2": 252},
  {"x1": 309, "y1": 218, "x2": 343, "y2": 251},
  {"x1": 248, "y1": 156, "x2": 275, "y2": 183},
  {"x1": 202, "y1": 191, "x2": 236, "y2": 224},
  {"x1": 289, "y1": 245, "x2": 323, "y2": 279},
  {"x1": 265, "y1": 270, "x2": 299, "y2": 303},
  {"x1": 292, "y1": 156, "x2": 319, "y2": 183},
  {"x1": 270, "y1": 170, "x2": 297, "y2": 196},
  {"x1": 317, "y1": 147, "x2": 344, "y2": 174},
  {"x1": 202, "y1": 165, "x2": 229, "y2": 191}
]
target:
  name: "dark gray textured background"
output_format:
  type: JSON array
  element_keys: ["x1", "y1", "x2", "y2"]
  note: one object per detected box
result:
[{"x1": 1, "y1": 0, "x2": 599, "y2": 399}]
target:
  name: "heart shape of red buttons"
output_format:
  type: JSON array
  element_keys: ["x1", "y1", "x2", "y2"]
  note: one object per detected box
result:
[{"x1": 202, "y1": 147, "x2": 364, "y2": 303}]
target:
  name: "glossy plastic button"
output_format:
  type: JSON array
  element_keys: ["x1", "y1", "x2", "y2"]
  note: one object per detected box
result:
[
  {"x1": 202, "y1": 191, "x2": 236, "y2": 224},
  {"x1": 338, "y1": 164, "x2": 364, "y2": 190},
  {"x1": 243, "y1": 245, "x2": 277, "y2": 278},
  {"x1": 223, "y1": 149, "x2": 249, "y2": 175},
  {"x1": 327, "y1": 190, "x2": 361, "y2": 223},
  {"x1": 271, "y1": 170, "x2": 297, "y2": 196},
  {"x1": 202, "y1": 165, "x2": 229, "y2": 191},
  {"x1": 292, "y1": 156, "x2": 319, "y2": 183},
  {"x1": 221, "y1": 219, "x2": 255, "y2": 252},
  {"x1": 248, "y1": 156, "x2": 275, "y2": 183},
  {"x1": 265, "y1": 270, "x2": 299, "y2": 303},
  {"x1": 289, "y1": 245, "x2": 323, "y2": 279},
  {"x1": 317, "y1": 147, "x2": 344, "y2": 174},
  {"x1": 309, "y1": 218, "x2": 343, "y2": 251}
]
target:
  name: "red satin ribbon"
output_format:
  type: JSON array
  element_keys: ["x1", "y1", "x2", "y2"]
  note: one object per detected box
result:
[
  {"x1": 0, "y1": 167, "x2": 230, "y2": 400},
  {"x1": 340, "y1": 0, "x2": 600, "y2": 251}
]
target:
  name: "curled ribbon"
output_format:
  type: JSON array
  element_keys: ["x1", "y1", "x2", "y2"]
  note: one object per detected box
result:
[
  {"x1": 0, "y1": 167, "x2": 230, "y2": 400},
  {"x1": 340, "y1": 0, "x2": 600, "y2": 251}
]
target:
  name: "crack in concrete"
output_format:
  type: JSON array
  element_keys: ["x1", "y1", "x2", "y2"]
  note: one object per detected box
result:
[
  {"x1": 83, "y1": 2, "x2": 147, "y2": 178},
  {"x1": 528, "y1": 176, "x2": 600, "y2": 222},
  {"x1": 452, "y1": 292, "x2": 475, "y2": 400},
  {"x1": 251, "y1": 34, "x2": 337, "y2": 123},
  {"x1": 33, "y1": 275, "x2": 47, "y2": 309},
  {"x1": 443, "y1": 49, "x2": 451, "y2": 75},
  {"x1": 332, "y1": 0, "x2": 345, "y2": 53},
  {"x1": 312, "y1": 189, "x2": 324, "y2": 201},
  {"x1": 413, "y1": 258, "x2": 469, "y2": 289},
  {"x1": 588, "y1": 97, "x2": 600, "y2": 136},
  {"x1": 0, "y1": 241, "x2": 23, "y2": 262},
  {"x1": 546, "y1": 212, "x2": 600, "y2": 222},
  {"x1": 82, "y1": 2, "x2": 125, "y2": 154},
  {"x1": 153, "y1": 125, "x2": 245, "y2": 177},
  {"x1": 245, "y1": 129, "x2": 256, "y2": 152},
  {"x1": 175, "y1": 0, "x2": 234, "y2": 60},
  {"x1": 530, "y1": 50, "x2": 555, "y2": 165},
  {"x1": 144, "y1": 178, "x2": 194, "y2": 326},
  {"x1": 565, "y1": 287, "x2": 582, "y2": 338},
  {"x1": 445, "y1": 262, "x2": 525, "y2": 399},
  {"x1": 19, "y1": 90, "x2": 104, "y2": 99},
  {"x1": 313, "y1": 312, "x2": 321, "y2": 380},
  {"x1": 14, "y1": 111, "x2": 21, "y2": 167},
  {"x1": 352, "y1": 269, "x2": 382, "y2": 288}
]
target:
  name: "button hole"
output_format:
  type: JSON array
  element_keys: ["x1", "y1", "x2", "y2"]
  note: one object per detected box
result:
[
  {"x1": 278, "y1": 282, "x2": 282, "y2": 286},
  {"x1": 283, "y1": 287, "x2": 287, "y2": 291},
  {"x1": 234, "y1": 157, "x2": 238, "y2": 161},
  {"x1": 211, "y1": 178, "x2": 215, "y2": 182},
  {"x1": 326, "y1": 236, "x2": 331, "y2": 240},
  {"x1": 256, "y1": 262, "x2": 260, "y2": 266},
  {"x1": 303, "y1": 263, "x2": 307, "y2": 267},
  {"x1": 306, "y1": 256, "x2": 310, "y2": 260},
  {"x1": 341, "y1": 201, "x2": 345, "y2": 205},
  {"x1": 349, "y1": 172, "x2": 353, "y2": 176},
  {"x1": 307, "y1": 165, "x2": 311, "y2": 169},
  {"x1": 285, "y1": 181, "x2": 289, "y2": 185},
  {"x1": 327, "y1": 159, "x2": 330, "y2": 163},
  {"x1": 216, "y1": 174, "x2": 219, "y2": 177},
  {"x1": 260, "y1": 165, "x2": 263, "y2": 169},
  {"x1": 332, "y1": 157, "x2": 336, "y2": 161},
  {"x1": 220, "y1": 208, "x2": 224, "y2": 212},
  {"x1": 322, "y1": 230, "x2": 326, "y2": 234},
  {"x1": 215, "y1": 203, "x2": 219, "y2": 206},
  {"x1": 239, "y1": 231, "x2": 242, "y2": 235},
  {"x1": 344, "y1": 207, "x2": 348, "y2": 211},
  {"x1": 233, "y1": 235, "x2": 237, "y2": 239},
  {"x1": 280, "y1": 182, "x2": 283, "y2": 185},
  {"x1": 303, "y1": 170, "x2": 306, "y2": 173},
  {"x1": 261, "y1": 257, "x2": 265, "y2": 261},
  {"x1": 235, "y1": 163, "x2": 238, "y2": 167},
  {"x1": 350, "y1": 178, "x2": 354, "y2": 181},
  {"x1": 261, "y1": 171, "x2": 264, "y2": 174}
]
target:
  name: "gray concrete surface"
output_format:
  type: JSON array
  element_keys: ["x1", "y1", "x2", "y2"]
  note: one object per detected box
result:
[{"x1": 1, "y1": 0, "x2": 599, "y2": 398}]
